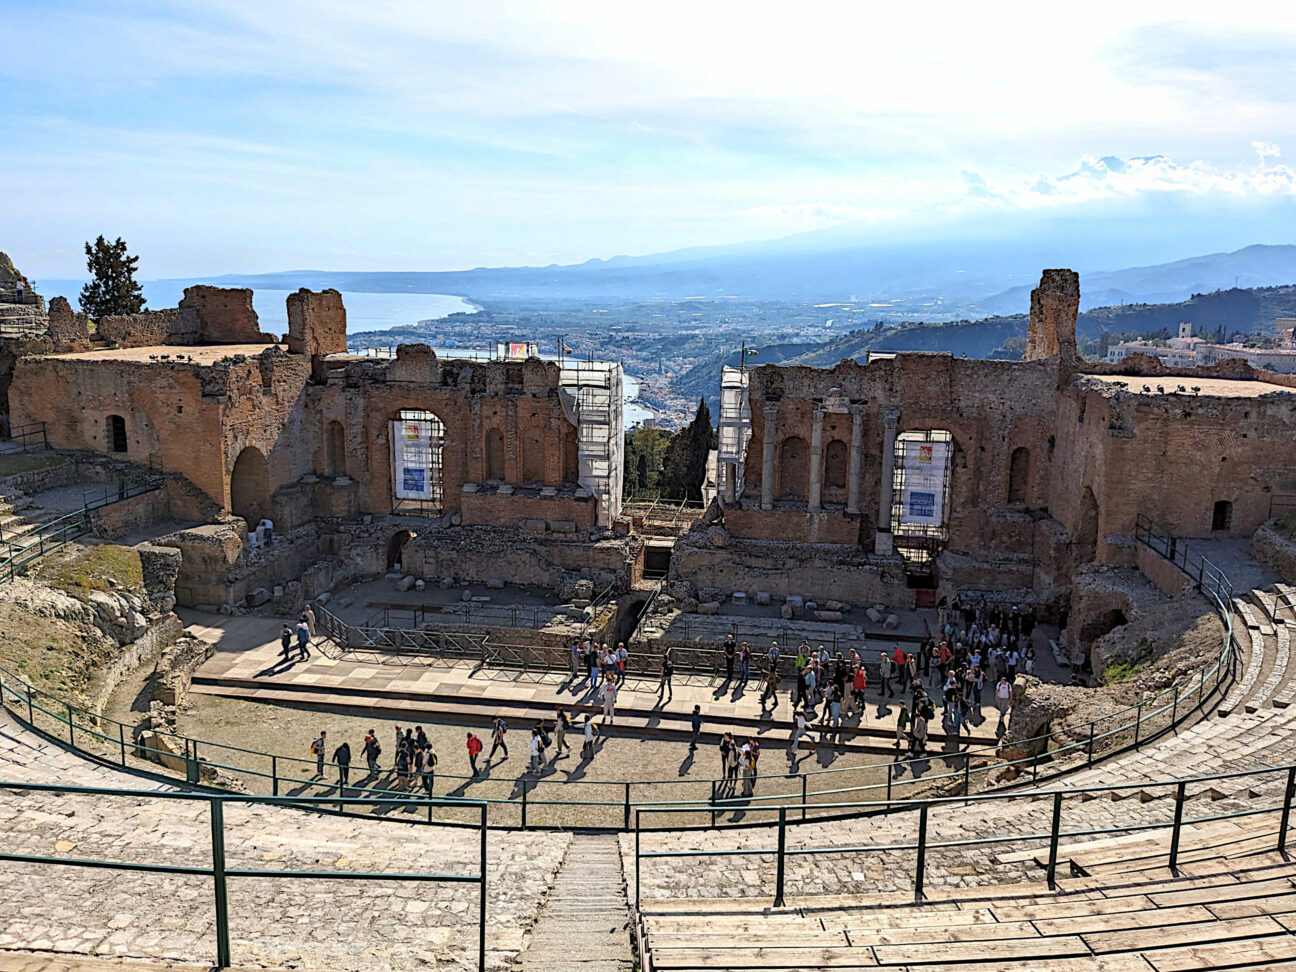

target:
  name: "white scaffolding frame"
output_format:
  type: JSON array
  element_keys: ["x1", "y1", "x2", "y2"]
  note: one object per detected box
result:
[
  {"x1": 559, "y1": 360, "x2": 624, "y2": 527},
  {"x1": 716, "y1": 366, "x2": 752, "y2": 503}
]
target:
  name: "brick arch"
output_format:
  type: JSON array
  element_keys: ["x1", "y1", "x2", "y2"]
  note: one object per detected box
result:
[
  {"x1": 824, "y1": 438, "x2": 848, "y2": 490},
  {"x1": 230, "y1": 446, "x2": 270, "y2": 525},
  {"x1": 778, "y1": 435, "x2": 809, "y2": 500}
]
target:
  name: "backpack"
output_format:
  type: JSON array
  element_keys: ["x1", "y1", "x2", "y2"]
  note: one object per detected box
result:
[
  {"x1": 922, "y1": 702, "x2": 935, "y2": 721},
  {"x1": 539, "y1": 728, "x2": 551, "y2": 748},
  {"x1": 310, "y1": 738, "x2": 322, "y2": 755},
  {"x1": 372, "y1": 743, "x2": 382, "y2": 758}
]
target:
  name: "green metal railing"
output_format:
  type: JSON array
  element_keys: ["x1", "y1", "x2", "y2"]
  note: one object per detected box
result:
[
  {"x1": 634, "y1": 760, "x2": 1296, "y2": 908},
  {"x1": 0, "y1": 421, "x2": 48, "y2": 453},
  {"x1": 0, "y1": 516, "x2": 1240, "y2": 832},
  {"x1": 0, "y1": 778, "x2": 488, "y2": 970},
  {"x1": 0, "y1": 473, "x2": 166, "y2": 582}
]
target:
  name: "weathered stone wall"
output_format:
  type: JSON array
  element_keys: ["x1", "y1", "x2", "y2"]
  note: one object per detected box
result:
[
  {"x1": 176, "y1": 286, "x2": 272, "y2": 344},
  {"x1": 45, "y1": 297, "x2": 91, "y2": 350},
  {"x1": 96, "y1": 308, "x2": 182, "y2": 348},
  {"x1": 0, "y1": 458, "x2": 76, "y2": 496},
  {"x1": 1048, "y1": 378, "x2": 1296, "y2": 560},
  {"x1": 734, "y1": 353, "x2": 1062, "y2": 566},
  {"x1": 1136, "y1": 542, "x2": 1194, "y2": 597},
  {"x1": 286, "y1": 288, "x2": 347, "y2": 356},
  {"x1": 1024, "y1": 268, "x2": 1079, "y2": 361},
  {"x1": 89, "y1": 487, "x2": 171, "y2": 540},
  {"x1": 1252, "y1": 522, "x2": 1296, "y2": 583}
]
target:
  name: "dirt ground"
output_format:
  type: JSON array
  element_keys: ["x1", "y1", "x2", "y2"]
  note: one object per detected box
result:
[{"x1": 145, "y1": 690, "x2": 948, "y2": 829}]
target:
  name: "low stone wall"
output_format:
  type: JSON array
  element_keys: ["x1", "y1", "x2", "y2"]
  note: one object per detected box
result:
[
  {"x1": 90, "y1": 487, "x2": 170, "y2": 540},
  {"x1": 0, "y1": 458, "x2": 76, "y2": 496},
  {"x1": 1136, "y1": 542, "x2": 1195, "y2": 597},
  {"x1": 1252, "y1": 522, "x2": 1296, "y2": 584},
  {"x1": 87, "y1": 613, "x2": 184, "y2": 716}
]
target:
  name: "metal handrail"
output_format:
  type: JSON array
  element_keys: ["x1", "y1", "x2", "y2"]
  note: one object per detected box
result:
[
  {"x1": 634, "y1": 761, "x2": 1296, "y2": 908},
  {"x1": 0, "y1": 778, "x2": 488, "y2": 970},
  {"x1": 0, "y1": 516, "x2": 1238, "y2": 832}
]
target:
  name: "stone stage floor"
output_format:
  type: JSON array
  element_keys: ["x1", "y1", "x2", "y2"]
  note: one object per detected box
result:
[{"x1": 183, "y1": 610, "x2": 1006, "y2": 751}]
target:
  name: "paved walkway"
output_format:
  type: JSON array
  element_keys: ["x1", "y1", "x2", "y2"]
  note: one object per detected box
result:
[{"x1": 0, "y1": 709, "x2": 564, "y2": 971}]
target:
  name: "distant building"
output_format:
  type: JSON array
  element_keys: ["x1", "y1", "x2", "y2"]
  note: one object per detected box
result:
[{"x1": 1105, "y1": 323, "x2": 1202, "y2": 368}]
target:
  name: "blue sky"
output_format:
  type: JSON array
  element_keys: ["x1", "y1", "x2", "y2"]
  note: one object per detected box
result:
[{"x1": 4, "y1": 1, "x2": 1296, "y2": 280}]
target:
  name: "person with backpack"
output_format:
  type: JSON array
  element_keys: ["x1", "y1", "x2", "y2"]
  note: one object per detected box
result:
[
  {"x1": 279, "y1": 624, "x2": 293, "y2": 661},
  {"x1": 760, "y1": 664, "x2": 780, "y2": 711},
  {"x1": 723, "y1": 637, "x2": 736, "y2": 681},
  {"x1": 421, "y1": 744, "x2": 438, "y2": 794},
  {"x1": 466, "y1": 731, "x2": 483, "y2": 776},
  {"x1": 310, "y1": 730, "x2": 327, "y2": 779},
  {"x1": 688, "y1": 705, "x2": 702, "y2": 751},
  {"x1": 393, "y1": 725, "x2": 403, "y2": 770},
  {"x1": 581, "y1": 714, "x2": 599, "y2": 759},
  {"x1": 894, "y1": 701, "x2": 909, "y2": 751},
  {"x1": 742, "y1": 738, "x2": 760, "y2": 796},
  {"x1": 488, "y1": 716, "x2": 509, "y2": 762},
  {"x1": 333, "y1": 740, "x2": 351, "y2": 787},
  {"x1": 361, "y1": 730, "x2": 381, "y2": 778},
  {"x1": 296, "y1": 620, "x2": 311, "y2": 661},
  {"x1": 789, "y1": 709, "x2": 810, "y2": 756},
  {"x1": 394, "y1": 745, "x2": 411, "y2": 791}
]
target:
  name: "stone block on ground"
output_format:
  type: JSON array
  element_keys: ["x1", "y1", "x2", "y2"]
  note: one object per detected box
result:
[
  {"x1": 753, "y1": 591, "x2": 771, "y2": 606},
  {"x1": 814, "y1": 610, "x2": 843, "y2": 622},
  {"x1": 698, "y1": 601, "x2": 720, "y2": 615},
  {"x1": 246, "y1": 587, "x2": 271, "y2": 607},
  {"x1": 865, "y1": 607, "x2": 883, "y2": 623},
  {"x1": 486, "y1": 577, "x2": 505, "y2": 590},
  {"x1": 397, "y1": 575, "x2": 416, "y2": 592},
  {"x1": 883, "y1": 613, "x2": 899, "y2": 630},
  {"x1": 780, "y1": 604, "x2": 794, "y2": 620}
]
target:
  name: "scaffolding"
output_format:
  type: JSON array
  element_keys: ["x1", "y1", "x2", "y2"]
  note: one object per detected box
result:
[
  {"x1": 716, "y1": 366, "x2": 752, "y2": 503},
  {"x1": 559, "y1": 360, "x2": 624, "y2": 527}
]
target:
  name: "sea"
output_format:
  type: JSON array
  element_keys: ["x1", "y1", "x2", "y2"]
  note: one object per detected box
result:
[{"x1": 40, "y1": 280, "x2": 653, "y2": 429}]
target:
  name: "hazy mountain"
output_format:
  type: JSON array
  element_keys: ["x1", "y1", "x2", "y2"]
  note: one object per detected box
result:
[{"x1": 185, "y1": 195, "x2": 1296, "y2": 314}]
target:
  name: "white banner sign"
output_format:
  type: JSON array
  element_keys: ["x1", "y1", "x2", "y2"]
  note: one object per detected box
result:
[
  {"x1": 898, "y1": 440, "x2": 948, "y2": 527},
  {"x1": 391, "y1": 419, "x2": 438, "y2": 500}
]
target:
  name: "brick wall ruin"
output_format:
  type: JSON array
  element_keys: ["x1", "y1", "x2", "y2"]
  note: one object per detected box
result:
[{"x1": 286, "y1": 288, "x2": 347, "y2": 357}]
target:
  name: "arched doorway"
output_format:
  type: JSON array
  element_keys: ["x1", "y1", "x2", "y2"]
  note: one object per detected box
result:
[
  {"x1": 387, "y1": 529, "x2": 416, "y2": 570},
  {"x1": 390, "y1": 409, "x2": 445, "y2": 513},
  {"x1": 230, "y1": 447, "x2": 270, "y2": 526},
  {"x1": 1008, "y1": 446, "x2": 1031, "y2": 504},
  {"x1": 778, "y1": 435, "x2": 809, "y2": 500},
  {"x1": 107, "y1": 414, "x2": 128, "y2": 454},
  {"x1": 1074, "y1": 486, "x2": 1099, "y2": 563},
  {"x1": 485, "y1": 428, "x2": 505, "y2": 481},
  {"x1": 824, "y1": 439, "x2": 848, "y2": 491},
  {"x1": 324, "y1": 421, "x2": 346, "y2": 477}
]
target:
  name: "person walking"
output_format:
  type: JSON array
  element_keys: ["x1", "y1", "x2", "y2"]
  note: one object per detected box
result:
[
  {"x1": 689, "y1": 705, "x2": 702, "y2": 751},
  {"x1": 789, "y1": 709, "x2": 810, "y2": 755},
  {"x1": 851, "y1": 665, "x2": 867, "y2": 715},
  {"x1": 302, "y1": 603, "x2": 316, "y2": 642},
  {"x1": 994, "y1": 676, "x2": 1012, "y2": 726},
  {"x1": 279, "y1": 623, "x2": 293, "y2": 661},
  {"x1": 586, "y1": 641, "x2": 600, "y2": 691},
  {"x1": 333, "y1": 740, "x2": 351, "y2": 787},
  {"x1": 723, "y1": 637, "x2": 736, "y2": 681},
  {"x1": 738, "y1": 642, "x2": 751, "y2": 683},
  {"x1": 616, "y1": 642, "x2": 629, "y2": 685},
  {"x1": 310, "y1": 730, "x2": 327, "y2": 779},
  {"x1": 879, "y1": 651, "x2": 894, "y2": 697},
  {"x1": 419, "y1": 744, "x2": 437, "y2": 794},
  {"x1": 466, "y1": 730, "x2": 483, "y2": 776},
  {"x1": 582, "y1": 714, "x2": 599, "y2": 758},
  {"x1": 719, "y1": 732, "x2": 734, "y2": 777},
  {"x1": 570, "y1": 638, "x2": 581, "y2": 678},
  {"x1": 394, "y1": 745, "x2": 411, "y2": 791},
  {"x1": 742, "y1": 738, "x2": 761, "y2": 796},
  {"x1": 894, "y1": 701, "x2": 909, "y2": 751},
  {"x1": 760, "y1": 665, "x2": 780, "y2": 711},
  {"x1": 361, "y1": 730, "x2": 381, "y2": 777},
  {"x1": 528, "y1": 728, "x2": 542, "y2": 774},
  {"x1": 296, "y1": 620, "x2": 311, "y2": 661},
  {"x1": 488, "y1": 716, "x2": 509, "y2": 762},
  {"x1": 553, "y1": 706, "x2": 571, "y2": 755}
]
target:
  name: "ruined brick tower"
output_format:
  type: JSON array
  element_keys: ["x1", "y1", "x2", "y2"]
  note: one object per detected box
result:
[{"x1": 1024, "y1": 268, "x2": 1079, "y2": 361}]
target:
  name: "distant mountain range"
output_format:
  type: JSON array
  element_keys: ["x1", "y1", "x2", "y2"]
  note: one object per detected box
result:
[
  {"x1": 673, "y1": 282, "x2": 1296, "y2": 404},
  {"x1": 177, "y1": 191, "x2": 1296, "y2": 318}
]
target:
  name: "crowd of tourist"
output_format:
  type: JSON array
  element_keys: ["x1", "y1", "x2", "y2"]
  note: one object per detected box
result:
[{"x1": 289, "y1": 598, "x2": 1039, "y2": 799}]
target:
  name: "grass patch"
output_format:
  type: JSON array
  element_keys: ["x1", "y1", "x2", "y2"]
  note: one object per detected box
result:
[
  {"x1": 1102, "y1": 658, "x2": 1146, "y2": 685},
  {"x1": 0, "y1": 603, "x2": 90, "y2": 698},
  {"x1": 37, "y1": 544, "x2": 143, "y2": 598},
  {"x1": 0, "y1": 454, "x2": 63, "y2": 479}
]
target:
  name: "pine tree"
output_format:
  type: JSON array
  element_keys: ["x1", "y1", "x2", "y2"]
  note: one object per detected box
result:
[
  {"x1": 79, "y1": 236, "x2": 145, "y2": 318},
  {"x1": 661, "y1": 399, "x2": 716, "y2": 501}
]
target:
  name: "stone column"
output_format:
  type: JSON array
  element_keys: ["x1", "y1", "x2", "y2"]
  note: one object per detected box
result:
[
  {"x1": 761, "y1": 405, "x2": 778, "y2": 510},
  {"x1": 846, "y1": 405, "x2": 864, "y2": 515},
  {"x1": 875, "y1": 408, "x2": 900, "y2": 555},
  {"x1": 808, "y1": 407, "x2": 824, "y2": 511}
]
